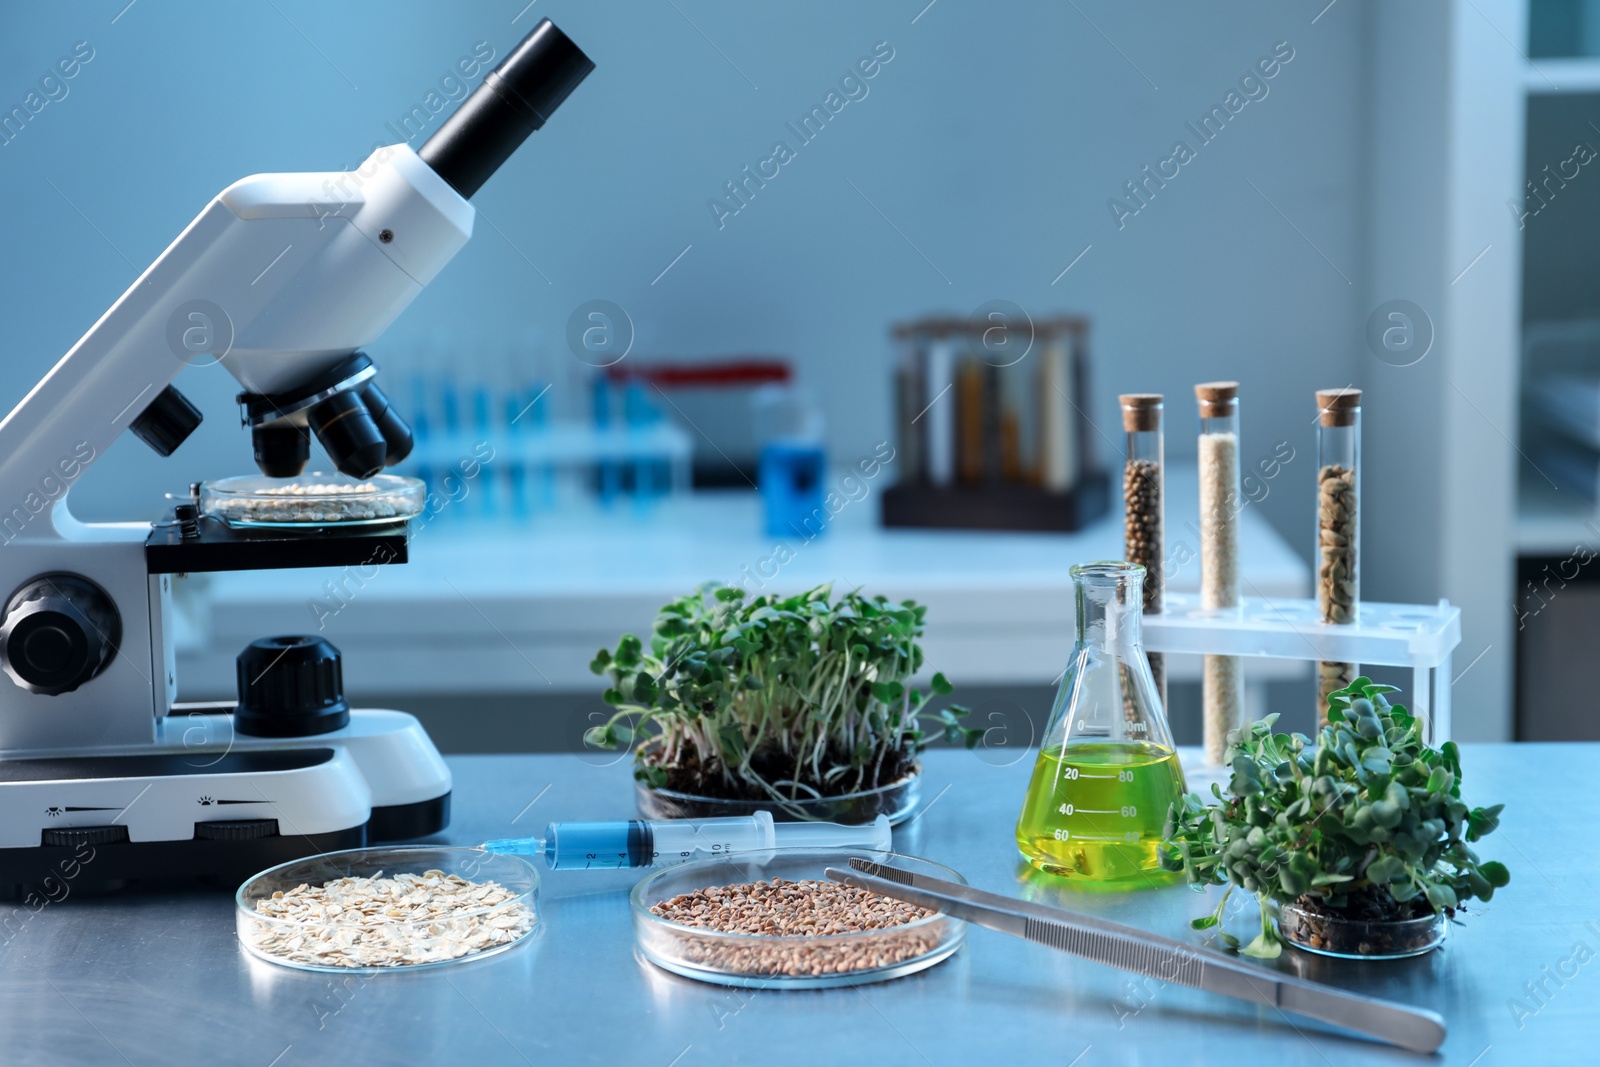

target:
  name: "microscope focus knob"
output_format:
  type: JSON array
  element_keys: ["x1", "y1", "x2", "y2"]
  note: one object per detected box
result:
[
  {"x1": 0, "y1": 574, "x2": 121, "y2": 696},
  {"x1": 235, "y1": 635, "x2": 350, "y2": 737}
]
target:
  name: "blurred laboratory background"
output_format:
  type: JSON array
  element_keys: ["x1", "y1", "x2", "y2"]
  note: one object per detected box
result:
[{"x1": 2, "y1": 0, "x2": 1588, "y2": 750}]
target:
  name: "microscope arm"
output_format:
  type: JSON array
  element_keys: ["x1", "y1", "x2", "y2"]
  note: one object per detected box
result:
[
  {"x1": 0, "y1": 143, "x2": 472, "y2": 545},
  {"x1": 0, "y1": 15, "x2": 593, "y2": 544}
]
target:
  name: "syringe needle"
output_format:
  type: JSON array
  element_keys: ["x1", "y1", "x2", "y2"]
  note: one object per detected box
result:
[{"x1": 479, "y1": 835, "x2": 546, "y2": 857}]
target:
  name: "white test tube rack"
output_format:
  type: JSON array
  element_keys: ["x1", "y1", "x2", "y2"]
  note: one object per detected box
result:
[{"x1": 1142, "y1": 595, "x2": 1462, "y2": 744}]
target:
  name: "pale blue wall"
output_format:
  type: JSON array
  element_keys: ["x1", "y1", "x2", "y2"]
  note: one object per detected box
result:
[{"x1": 0, "y1": 0, "x2": 1369, "y2": 554}]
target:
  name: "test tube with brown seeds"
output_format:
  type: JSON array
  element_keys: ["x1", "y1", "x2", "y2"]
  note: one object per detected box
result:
[
  {"x1": 1121, "y1": 394, "x2": 1166, "y2": 712},
  {"x1": 1316, "y1": 388, "x2": 1361, "y2": 724}
]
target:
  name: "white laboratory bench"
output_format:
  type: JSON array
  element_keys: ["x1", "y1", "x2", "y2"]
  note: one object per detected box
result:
[{"x1": 173, "y1": 468, "x2": 1310, "y2": 699}]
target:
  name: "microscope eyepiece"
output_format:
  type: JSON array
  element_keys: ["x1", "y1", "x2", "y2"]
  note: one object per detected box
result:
[
  {"x1": 308, "y1": 392, "x2": 389, "y2": 480},
  {"x1": 418, "y1": 18, "x2": 594, "y2": 199}
]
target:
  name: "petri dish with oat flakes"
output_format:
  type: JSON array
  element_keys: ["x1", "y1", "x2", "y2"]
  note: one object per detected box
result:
[
  {"x1": 201, "y1": 473, "x2": 425, "y2": 528},
  {"x1": 631, "y1": 848, "x2": 965, "y2": 989},
  {"x1": 236, "y1": 846, "x2": 539, "y2": 973}
]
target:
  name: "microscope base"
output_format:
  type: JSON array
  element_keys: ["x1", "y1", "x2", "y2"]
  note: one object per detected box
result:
[{"x1": 0, "y1": 709, "x2": 451, "y2": 897}]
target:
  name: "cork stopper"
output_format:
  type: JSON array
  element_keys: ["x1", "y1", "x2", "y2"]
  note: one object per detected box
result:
[
  {"x1": 1119, "y1": 393, "x2": 1164, "y2": 432},
  {"x1": 1316, "y1": 387, "x2": 1361, "y2": 427},
  {"x1": 1194, "y1": 381, "x2": 1239, "y2": 418}
]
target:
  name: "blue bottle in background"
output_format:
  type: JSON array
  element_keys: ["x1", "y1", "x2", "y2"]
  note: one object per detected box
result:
[
  {"x1": 760, "y1": 441, "x2": 826, "y2": 537},
  {"x1": 753, "y1": 384, "x2": 827, "y2": 538}
]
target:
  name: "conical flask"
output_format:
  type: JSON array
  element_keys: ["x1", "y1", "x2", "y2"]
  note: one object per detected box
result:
[{"x1": 1015, "y1": 561, "x2": 1187, "y2": 883}]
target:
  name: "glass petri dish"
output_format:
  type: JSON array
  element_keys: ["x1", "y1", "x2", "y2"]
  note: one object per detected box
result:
[
  {"x1": 1278, "y1": 901, "x2": 1445, "y2": 960},
  {"x1": 631, "y1": 847, "x2": 965, "y2": 989},
  {"x1": 635, "y1": 770, "x2": 922, "y2": 826},
  {"x1": 237, "y1": 846, "x2": 538, "y2": 973},
  {"x1": 201, "y1": 473, "x2": 425, "y2": 528}
]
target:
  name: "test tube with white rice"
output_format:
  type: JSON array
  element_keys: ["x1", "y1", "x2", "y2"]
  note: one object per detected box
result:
[{"x1": 1195, "y1": 381, "x2": 1243, "y2": 765}]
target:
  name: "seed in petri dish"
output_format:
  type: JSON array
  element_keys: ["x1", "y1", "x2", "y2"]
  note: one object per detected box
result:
[
  {"x1": 650, "y1": 877, "x2": 943, "y2": 977},
  {"x1": 246, "y1": 869, "x2": 534, "y2": 969}
]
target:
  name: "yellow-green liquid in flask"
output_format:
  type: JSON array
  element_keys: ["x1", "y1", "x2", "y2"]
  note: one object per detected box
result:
[{"x1": 1015, "y1": 742, "x2": 1186, "y2": 883}]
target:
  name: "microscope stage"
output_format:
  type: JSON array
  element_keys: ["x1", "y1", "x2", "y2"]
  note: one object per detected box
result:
[{"x1": 146, "y1": 510, "x2": 411, "y2": 574}]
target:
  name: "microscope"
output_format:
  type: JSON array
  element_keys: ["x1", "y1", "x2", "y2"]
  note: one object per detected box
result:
[{"x1": 0, "y1": 20, "x2": 593, "y2": 890}]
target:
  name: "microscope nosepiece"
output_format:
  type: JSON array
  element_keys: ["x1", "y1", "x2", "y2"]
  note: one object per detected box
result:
[
  {"x1": 308, "y1": 392, "x2": 388, "y2": 480},
  {"x1": 239, "y1": 354, "x2": 413, "y2": 479}
]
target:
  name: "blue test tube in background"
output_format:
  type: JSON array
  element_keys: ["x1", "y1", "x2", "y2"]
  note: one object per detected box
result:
[
  {"x1": 409, "y1": 373, "x2": 433, "y2": 504},
  {"x1": 622, "y1": 380, "x2": 657, "y2": 501},
  {"x1": 531, "y1": 379, "x2": 555, "y2": 510},
  {"x1": 505, "y1": 389, "x2": 529, "y2": 519},
  {"x1": 593, "y1": 374, "x2": 619, "y2": 505},
  {"x1": 472, "y1": 380, "x2": 496, "y2": 519},
  {"x1": 753, "y1": 384, "x2": 827, "y2": 538},
  {"x1": 436, "y1": 369, "x2": 462, "y2": 522},
  {"x1": 440, "y1": 374, "x2": 461, "y2": 438}
]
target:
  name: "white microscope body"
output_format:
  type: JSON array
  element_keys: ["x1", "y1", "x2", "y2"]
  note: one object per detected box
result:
[{"x1": 0, "y1": 19, "x2": 593, "y2": 887}]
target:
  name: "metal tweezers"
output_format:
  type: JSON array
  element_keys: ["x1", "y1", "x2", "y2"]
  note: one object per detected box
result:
[{"x1": 825, "y1": 857, "x2": 1445, "y2": 1055}]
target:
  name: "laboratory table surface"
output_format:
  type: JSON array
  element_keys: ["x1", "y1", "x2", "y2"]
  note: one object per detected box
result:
[{"x1": 5, "y1": 744, "x2": 1580, "y2": 1067}]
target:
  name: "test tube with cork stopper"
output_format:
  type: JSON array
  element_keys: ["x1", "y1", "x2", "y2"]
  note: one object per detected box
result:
[
  {"x1": 1120, "y1": 393, "x2": 1166, "y2": 710},
  {"x1": 1315, "y1": 387, "x2": 1361, "y2": 723},
  {"x1": 1195, "y1": 381, "x2": 1242, "y2": 765}
]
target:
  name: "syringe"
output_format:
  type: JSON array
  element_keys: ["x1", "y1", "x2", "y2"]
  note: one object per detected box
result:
[{"x1": 480, "y1": 812, "x2": 892, "y2": 870}]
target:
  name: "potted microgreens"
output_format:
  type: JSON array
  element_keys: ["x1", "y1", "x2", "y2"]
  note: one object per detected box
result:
[
  {"x1": 1161, "y1": 678, "x2": 1509, "y2": 959},
  {"x1": 585, "y1": 583, "x2": 977, "y2": 823}
]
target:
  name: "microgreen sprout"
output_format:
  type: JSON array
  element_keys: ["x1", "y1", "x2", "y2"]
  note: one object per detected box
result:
[
  {"x1": 1161, "y1": 677, "x2": 1509, "y2": 958},
  {"x1": 586, "y1": 583, "x2": 978, "y2": 812}
]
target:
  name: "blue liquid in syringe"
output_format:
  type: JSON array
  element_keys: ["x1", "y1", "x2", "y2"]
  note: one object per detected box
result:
[
  {"x1": 547, "y1": 820, "x2": 648, "y2": 869},
  {"x1": 484, "y1": 819, "x2": 739, "y2": 870}
]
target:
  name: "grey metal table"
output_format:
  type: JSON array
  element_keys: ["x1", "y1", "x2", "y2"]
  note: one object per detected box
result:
[{"x1": 1, "y1": 746, "x2": 1591, "y2": 1065}]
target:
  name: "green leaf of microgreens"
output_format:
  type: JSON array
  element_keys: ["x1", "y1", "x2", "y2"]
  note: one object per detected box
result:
[
  {"x1": 1160, "y1": 677, "x2": 1511, "y2": 942},
  {"x1": 583, "y1": 582, "x2": 958, "y2": 801}
]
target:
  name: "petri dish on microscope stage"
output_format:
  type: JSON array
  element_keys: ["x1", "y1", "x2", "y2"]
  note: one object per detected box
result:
[
  {"x1": 236, "y1": 846, "x2": 539, "y2": 974},
  {"x1": 201, "y1": 473, "x2": 425, "y2": 528}
]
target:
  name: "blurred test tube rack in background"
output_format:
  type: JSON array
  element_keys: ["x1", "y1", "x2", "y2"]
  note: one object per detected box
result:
[
  {"x1": 883, "y1": 313, "x2": 1111, "y2": 533},
  {"x1": 379, "y1": 336, "x2": 693, "y2": 520}
]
